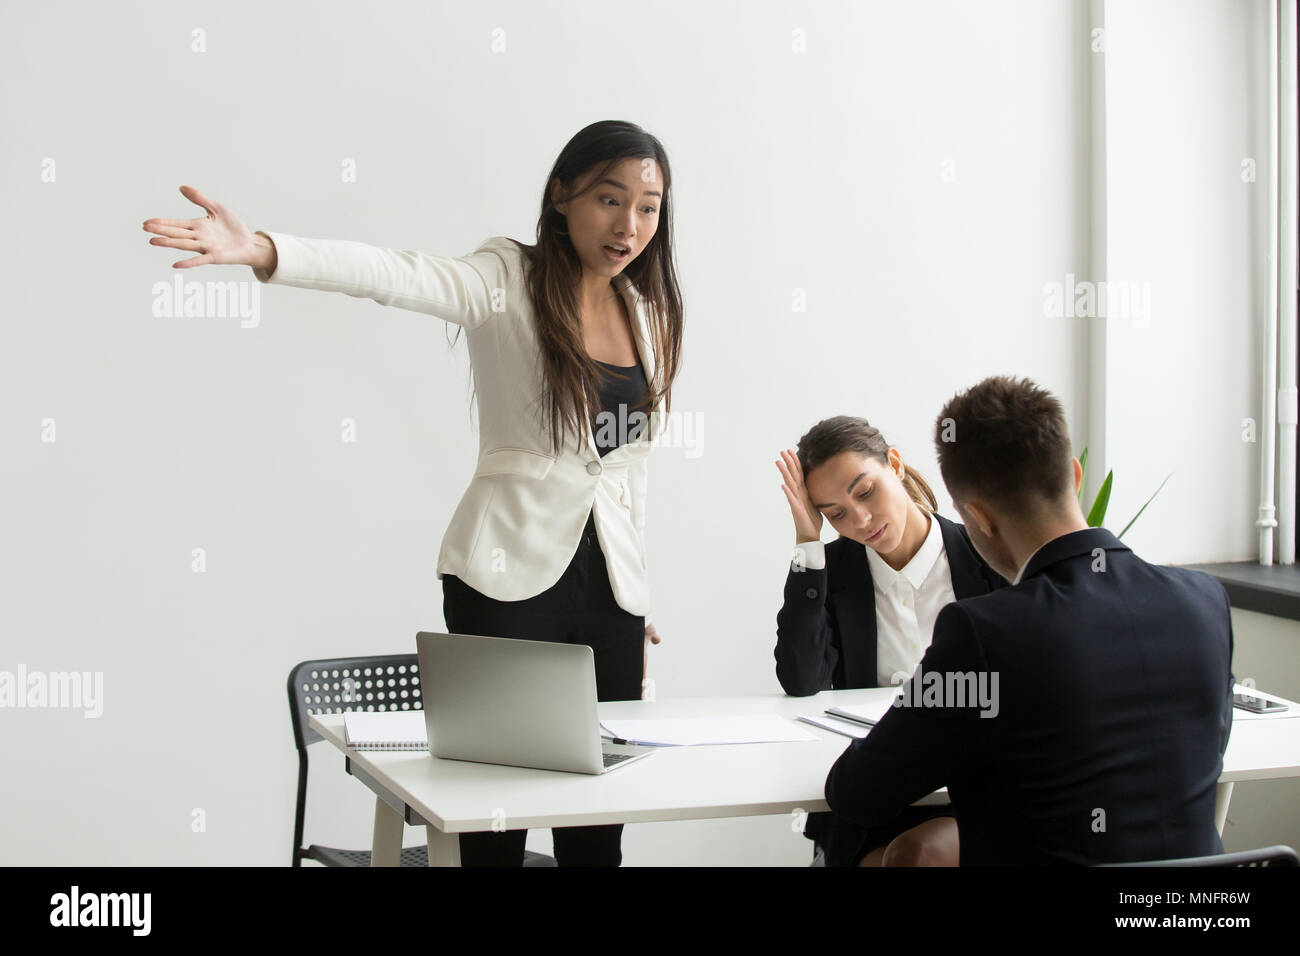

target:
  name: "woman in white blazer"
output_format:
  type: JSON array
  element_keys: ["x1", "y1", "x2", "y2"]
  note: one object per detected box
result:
[{"x1": 142, "y1": 120, "x2": 684, "y2": 866}]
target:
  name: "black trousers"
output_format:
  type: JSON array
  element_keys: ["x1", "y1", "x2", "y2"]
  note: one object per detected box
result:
[{"x1": 441, "y1": 508, "x2": 645, "y2": 866}]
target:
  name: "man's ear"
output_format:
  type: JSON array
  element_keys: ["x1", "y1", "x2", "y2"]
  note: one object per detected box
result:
[
  {"x1": 962, "y1": 499, "x2": 996, "y2": 539},
  {"x1": 1071, "y1": 456, "x2": 1083, "y2": 496}
]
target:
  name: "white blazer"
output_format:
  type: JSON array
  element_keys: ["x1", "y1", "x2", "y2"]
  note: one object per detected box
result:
[{"x1": 252, "y1": 231, "x2": 663, "y2": 617}]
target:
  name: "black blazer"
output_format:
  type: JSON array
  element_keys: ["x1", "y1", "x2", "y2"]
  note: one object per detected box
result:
[
  {"x1": 824, "y1": 527, "x2": 1236, "y2": 865},
  {"x1": 775, "y1": 512, "x2": 1007, "y2": 697},
  {"x1": 774, "y1": 512, "x2": 1008, "y2": 864}
]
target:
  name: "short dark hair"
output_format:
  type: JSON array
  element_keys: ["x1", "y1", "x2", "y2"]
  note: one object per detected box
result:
[{"x1": 933, "y1": 376, "x2": 1074, "y2": 517}]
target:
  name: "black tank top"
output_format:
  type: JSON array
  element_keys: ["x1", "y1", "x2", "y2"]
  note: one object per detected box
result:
[{"x1": 592, "y1": 359, "x2": 650, "y2": 457}]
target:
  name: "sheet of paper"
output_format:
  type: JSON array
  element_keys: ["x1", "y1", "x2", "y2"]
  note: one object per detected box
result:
[
  {"x1": 796, "y1": 714, "x2": 872, "y2": 738},
  {"x1": 599, "y1": 714, "x2": 817, "y2": 746}
]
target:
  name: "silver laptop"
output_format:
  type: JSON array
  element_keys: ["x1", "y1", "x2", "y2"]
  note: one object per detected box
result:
[{"x1": 415, "y1": 631, "x2": 653, "y2": 774}]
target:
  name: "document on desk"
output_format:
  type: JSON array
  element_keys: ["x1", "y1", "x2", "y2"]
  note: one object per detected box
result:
[
  {"x1": 822, "y1": 691, "x2": 905, "y2": 728},
  {"x1": 599, "y1": 714, "x2": 818, "y2": 746},
  {"x1": 795, "y1": 714, "x2": 872, "y2": 738}
]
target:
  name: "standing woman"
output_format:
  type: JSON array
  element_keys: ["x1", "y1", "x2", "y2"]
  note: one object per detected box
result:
[
  {"x1": 773, "y1": 416, "x2": 1006, "y2": 867},
  {"x1": 143, "y1": 120, "x2": 683, "y2": 866}
]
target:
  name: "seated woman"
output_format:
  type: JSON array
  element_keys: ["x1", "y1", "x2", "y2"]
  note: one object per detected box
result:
[{"x1": 774, "y1": 415, "x2": 1007, "y2": 866}]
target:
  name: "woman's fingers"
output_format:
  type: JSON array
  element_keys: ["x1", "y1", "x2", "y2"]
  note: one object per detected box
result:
[
  {"x1": 142, "y1": 185, "x2": 221, "y2": 244},
  {"x1": 780, "y1": 482, "x2": 810, "y2": 526},
  {"x1": 775, "y1": 456, "x2": 791, "y2": 485},
  {"x1": 144, "y1": 185, "x2": 260, "y2": 269},
  {"x1": 778, "y1": 449, "x2": 803, "y2": 488},
  {"x1": 782, "y1": 448, "x2": 805, "y2": 483},
  {"x1": 780, "y1": 447, "x2": 800, "y2": 478},
  {"x1": 776, "y1": 455, "x2": 808, "y2": 507},
  {"x1": 142, "y1": 218, "x2": 203, "y2": 233},
  {"x1": 780, "y1": 481, "x2": 799, "y2": 508},
  {"x1": 775, "y1": 453, "x2": 800, "y2": 491},
  {"x1": 178, "y1": 183, "x2": 219, "y2": 216},
  {"x1": 778, "y1": 451, "x2": 822, "y2": 542},
  {"x1": 776, "y1": 459, "x2": 801, "y2": 506},
  {"x1": 778, "y1": 472, "x2": 803, "y2": 514},
  {"x1": 149, "y1": 235, "x2": 203, "y2": 251},
  {"x1": 143, "y1": 222, "x2": 196, "y2": 239}
]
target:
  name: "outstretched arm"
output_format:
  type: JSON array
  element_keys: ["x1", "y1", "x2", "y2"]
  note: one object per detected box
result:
[{"x1": 144, "y1": 185, "x2": 504, "y2": 330}]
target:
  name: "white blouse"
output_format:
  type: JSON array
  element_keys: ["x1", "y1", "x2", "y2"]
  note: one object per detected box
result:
[{"x1": 790, "y1": 512, "x2": 957, "y2": 687}]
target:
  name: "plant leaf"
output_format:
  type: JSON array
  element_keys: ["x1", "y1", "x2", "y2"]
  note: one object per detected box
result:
[
  {"x1": 1118, "y1": 472, "x2": 1172, "y2": 539},
  {"x1": 1087, "y1": 470, "x2": 1113, "y2": 527}
]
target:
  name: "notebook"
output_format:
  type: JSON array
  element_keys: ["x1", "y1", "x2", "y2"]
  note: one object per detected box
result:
[
  {"x1": 823, "y1": 692, "x2": 904, "y2": 728},
  {"x1": 795, "y1": 713, "x2": 873, "y2": 738},
  {"x1": 343, "y1": 710, "x2": 428, "y2": 750}
]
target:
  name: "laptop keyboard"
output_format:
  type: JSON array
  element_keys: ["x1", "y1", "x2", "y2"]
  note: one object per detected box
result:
[{"x1": 602, "y1": 752, "x2": 636, "y2": 768}]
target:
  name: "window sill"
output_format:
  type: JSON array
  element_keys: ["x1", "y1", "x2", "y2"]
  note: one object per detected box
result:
[{"x1": 1178, "y1": 561, "x2": 1300, "y2": 623}]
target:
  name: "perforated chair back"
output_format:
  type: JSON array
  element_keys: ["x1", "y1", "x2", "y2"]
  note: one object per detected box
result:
[
  {"x1": 288, "y1": 653, "x2": 422, "y2": 866},
  {"x1": 289, "y1": 654, "x2": 422, "y2": 749}
]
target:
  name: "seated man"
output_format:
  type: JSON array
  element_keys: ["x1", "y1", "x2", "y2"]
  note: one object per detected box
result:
[{"x1": 825, "y1": 375, "x2": 1234, "y2": 865}]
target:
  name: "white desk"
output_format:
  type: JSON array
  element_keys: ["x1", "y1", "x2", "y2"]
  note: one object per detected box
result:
[{"x1": 307, "y1": 687, "x2": 1300, "y2": 866}]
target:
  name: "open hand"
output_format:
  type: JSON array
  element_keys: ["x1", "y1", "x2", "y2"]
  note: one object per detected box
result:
[
  {"x1": 776, "y1": 448, "x2": 823, "y2": 544},
  {"x1": 142, "y1": 185, "x2": 269, "y2": 271}
]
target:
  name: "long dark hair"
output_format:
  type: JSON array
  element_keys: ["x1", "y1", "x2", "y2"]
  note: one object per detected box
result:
[
  {"x1": 507, "y1": 120, "x2": 684, "y2": 455},
  {"x1": 796, "y1": 415, "x2": 938, "y2": 515}
]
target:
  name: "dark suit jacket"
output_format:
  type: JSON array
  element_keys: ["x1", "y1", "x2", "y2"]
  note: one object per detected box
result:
[
  {"x1": 774, "y1": 512, "x2": 1007, "y2": 863},
  {"x1": 824, "y1": 527, "x2": 1235, "y2": 865}
]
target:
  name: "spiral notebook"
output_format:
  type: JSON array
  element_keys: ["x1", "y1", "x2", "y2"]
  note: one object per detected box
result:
[{"x1": 342, "y1": 710, "x2": 428, "y2": 751}]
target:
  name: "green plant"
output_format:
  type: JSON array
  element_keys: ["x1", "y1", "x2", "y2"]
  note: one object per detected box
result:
[{"x1": 1077, "y1": 446, "x2": 1171, "y2": 539}]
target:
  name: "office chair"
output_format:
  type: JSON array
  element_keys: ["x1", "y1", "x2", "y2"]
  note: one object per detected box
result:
[
  {"x1": 1098, "y1": 845, "x2": 1299, "y2": 867},
  {"x1": 288, "y1": 653, "x2": 556, "y2": 867}
]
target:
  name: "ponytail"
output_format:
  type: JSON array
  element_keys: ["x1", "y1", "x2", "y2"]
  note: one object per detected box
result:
[{"x1": 900, "y1": 467, "x2": 938, "y2": 515}]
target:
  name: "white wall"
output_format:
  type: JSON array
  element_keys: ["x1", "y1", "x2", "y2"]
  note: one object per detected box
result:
[
  {"x1": 1101, "y1": 0, "x2": 1269, "y2": 563},
  {"x1": 0, "y1": 0, "x2": 1287, "y2": 866}
]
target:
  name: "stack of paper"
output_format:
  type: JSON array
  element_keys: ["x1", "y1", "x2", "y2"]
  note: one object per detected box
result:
[{"x1": 797, "y1": 689, "x2": 905, "y2": 739}]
